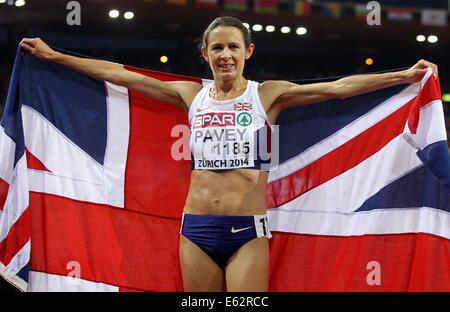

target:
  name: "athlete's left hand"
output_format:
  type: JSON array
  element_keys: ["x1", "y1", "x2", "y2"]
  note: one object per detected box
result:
[{"x1": 404, "y1": 59, "x2": 438, "y2": 83}]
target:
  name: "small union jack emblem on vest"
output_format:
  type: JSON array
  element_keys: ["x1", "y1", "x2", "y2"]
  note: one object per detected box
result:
[{"x1": 234, "y1": 102, "x2": 252, "y2": 111}]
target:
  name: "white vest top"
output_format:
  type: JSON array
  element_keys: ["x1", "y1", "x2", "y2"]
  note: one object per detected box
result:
[{"x1": 189, "y1": 80, "x2": 271, "y2": 170}]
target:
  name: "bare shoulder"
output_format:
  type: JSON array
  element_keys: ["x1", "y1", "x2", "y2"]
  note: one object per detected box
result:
[
  {"x1": 169, "y1": 80, "x2": 203, "y2": 108},
  {"x1": 259, "y1": 79, "x2": 282, "y2": 90},
  {"x1": 258, "y1": 80, "x2": 295, "y2": 109},
  {"x1": 259, "y1": 80, "x2": 295, "y2": 94}
]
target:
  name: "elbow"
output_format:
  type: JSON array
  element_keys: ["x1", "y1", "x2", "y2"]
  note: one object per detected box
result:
[
  {"x1": 106, "y1": 68, "x2": 126, "y2": 86},
  {"x1": 333, "y1": 81, "x2": 350, "y2": 100},
  {"x1": 109, "y1": 71, "x2": 122, "y2": 86}
]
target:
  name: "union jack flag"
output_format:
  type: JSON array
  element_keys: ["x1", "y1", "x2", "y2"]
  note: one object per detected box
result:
[
  {"x1": 1, "y1": 49, "x2": 449, "y2": 291},
  {"x1": 234, "y1": 102, "x2": 252, "y2": 111}
]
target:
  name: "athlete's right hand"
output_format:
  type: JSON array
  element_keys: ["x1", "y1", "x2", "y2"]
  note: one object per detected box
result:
[{"x1": 20, "y1": 38, "x2": 56, "y2": 60}]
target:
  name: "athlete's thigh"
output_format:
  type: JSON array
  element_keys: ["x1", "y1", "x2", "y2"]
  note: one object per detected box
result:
[
  {"x1": 225, "y1": 237, "x2": 269, "y2": 292},
  {"x1": 179, "y1": 234, "x2": 225, "y2": 291}
]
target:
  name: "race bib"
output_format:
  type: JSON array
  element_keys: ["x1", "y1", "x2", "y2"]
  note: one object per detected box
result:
[{"x1": 191, "y1": 110, "x2": 255, "y2": 170}]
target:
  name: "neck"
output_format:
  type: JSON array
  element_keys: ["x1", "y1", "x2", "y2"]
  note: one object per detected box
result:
[{"x1": 212, "y1": 76, "x2": 247, "y2": 95}]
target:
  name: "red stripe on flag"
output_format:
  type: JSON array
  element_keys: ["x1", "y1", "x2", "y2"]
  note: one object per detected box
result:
[
  {"x1": 266, "y1": 83, "x2": 439, "y2": 208},
  {"x1": 0, "y1": 178, "x2": 9, "y2": 210},
  {"x1": 407, "y1": 75, "x2": 442, "y2": 133},
  {"x1": 29, "y1": 192, "x2": 184, "y2": 291},
  {"x1": 26, "y1": 149, "x2": 51, "y2": 172},
  {"x1": 269, "y1": 232, "x2": 450, "y2": 291},
  {"x1": 0, "y1": 207, "x2": 30, "y2": 266},
  {"x1": 123, "y1": 66, "x2": 198, "y2": 218}
]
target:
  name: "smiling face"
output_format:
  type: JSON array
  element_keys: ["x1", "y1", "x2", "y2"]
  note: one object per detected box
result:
[{"x1": 201, "y1": 26, "x2": 254, "y2": 83}]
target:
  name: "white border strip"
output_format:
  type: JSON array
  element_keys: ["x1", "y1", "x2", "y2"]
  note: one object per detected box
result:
[
  {"x1": 268, "y1": 207, "x2": 450, "y2": 239},
  {"x1": 28, "y1": 271, "x2": 119, "y2": 292},
  {"x1": 28, "y1": 170, "x2": 106, "y2": 204},
  {"x1": 0, "y1": 127, "x2": 16, "y2": 184},
  {"x1": 104, "y1": 82, "x2": 130, "y2": 208}
]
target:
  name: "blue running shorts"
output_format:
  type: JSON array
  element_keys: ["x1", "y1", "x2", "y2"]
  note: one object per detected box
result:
[{"x1": 180, "y1": 213, "x2": 272, "y2": 269}]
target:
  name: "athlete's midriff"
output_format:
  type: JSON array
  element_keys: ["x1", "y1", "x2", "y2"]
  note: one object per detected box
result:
[{"x1": 183, "y1": 169, "x2": 268, "y2": 216}]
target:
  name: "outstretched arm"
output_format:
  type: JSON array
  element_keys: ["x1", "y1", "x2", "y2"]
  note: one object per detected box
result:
[
  {"x1": 20, "y1": 38, "x2": 202, "y2": 112},
  {"x1": 261, "y1": 59, "x2": 438, "y2": 112}
]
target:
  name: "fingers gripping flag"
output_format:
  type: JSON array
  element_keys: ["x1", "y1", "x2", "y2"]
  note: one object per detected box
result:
[{"x1": 1, "y1": 50, "x2": 449, "y2": 291}]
